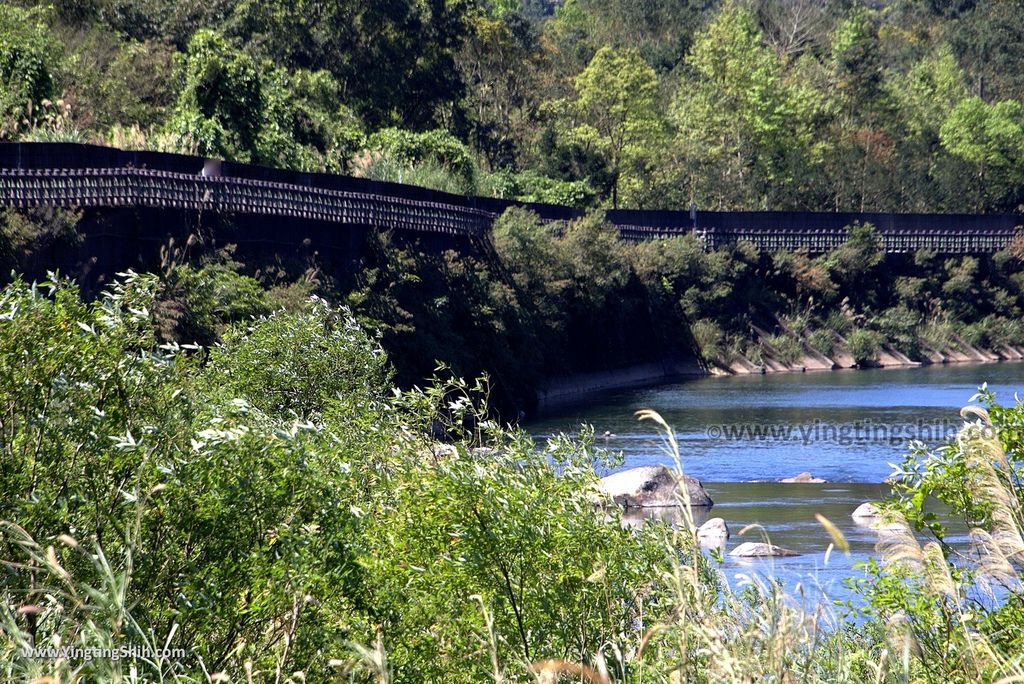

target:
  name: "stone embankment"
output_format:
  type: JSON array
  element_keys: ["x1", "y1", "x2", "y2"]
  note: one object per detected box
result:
[{"x1": 711, "y1": 326, "x2": 1024, "y2": 376}]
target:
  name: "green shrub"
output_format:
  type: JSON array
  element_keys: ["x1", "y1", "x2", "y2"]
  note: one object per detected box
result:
[
  {"x1": 0, "y1": 276, "x2": 388, "y2": 679},
  {"x1": 764, "y1": 332, "x2": 804, "y2": 365},
  {"x1": 873, "y1": 305, "x2": 923, "y2": 358},
  {"x1": 157, "y1": 262, "x2": 270, "y2": 345},
  {"x1": 168, "y1": 30, "x2": 263, "y2": 161},
  {"x1": 959, "y1": 319, "x2": 991, "y2": 349},
  {"x1": 846, "y1": 328, "x2": 883, "y2": 366},
  {"x1": 808, "y1": 328, "x2": 836, "y2": 357},
  {"x1": 203, "y1": 299, "x2": 390, "y2": 420},
  {"x1": 0, "y1": 208, "x2": 82, "y2": 278},
  {"x1": 365, "y1": 127, "x2": 477, "y2": 190},
  {"x1": 690, "y1": 318, "x2": 725, "y2": 363},
  {"x1": 485, "y1": 168, "x2": 596, "y2": 207},
  {"x1": 0, "y1": 5, "x2": 60, "y2": 138}
]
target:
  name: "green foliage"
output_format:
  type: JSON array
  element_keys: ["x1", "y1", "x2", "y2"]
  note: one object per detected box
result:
[
  {"x1": 486, "y1": 168, "x2": 596, "y2": 207},
  {"x1": 669, "y1": 0, "x2": 826, "y2": 210},
  {"x1": 168, "y1": 29, "x2": 263, "y2": 161},
  {"x1": 558, "y1": 45, "x2": 662, "y2": 206},
  {"x1": 169, "y1": 30, "x2": 362, "y2": 170},
  {"x1": 691, "y1": 318, "x2": 726, "y2": 364},
  {"x1": 224, "y1": 0, "x2": 472, "y2": 130},
  {"x1": 872, "y1": 305, "x2": 923, "y2": 358},
  {"x1": 941, "y1": 97, "x2": 1024, "y2": 211},
  {"x1": 823, "y1": 223, "x2": 884, "y2": 307},
  {"x1": 156, "y1": 261, "x2": 270, "y2": 345},
  {"x1": 0, "y1": 208, "x2": 81, "y2": 277},
  {"x1": 808, "y1": 328, "x2": 835, "y2": 357},
  {"x1": 364, "y1": 128, "x2": 478, "y2": 192},
  {"x1": 203, "y1": 300, "x2": 390, "y2": 420},
  {"x1": 359, "y1": 385, "x2": 671, "y2": 681},
  {"x1": 764, "y1": 332, "x2": 804, "y2": 366},
  {"x1": 257, "y1": 67, "x2": 365, "y2": 172},
  {"x1": 846, "y1": 327, "x2": 883, "y2": 366},
  {"x1": 0, "y1": 5, "x2": 60, "y2": 138},
  {"x1": 0, "y1": 275, "x2": 687, "y2": 681}
]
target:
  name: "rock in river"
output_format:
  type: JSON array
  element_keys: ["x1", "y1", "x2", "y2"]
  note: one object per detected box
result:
[
  {"x1": 851, "y1": 502, "x2": 882, "y2": 521},
  {"x1": 779, "y1": 472, "x2": 827, "y2": 483},
  {"x1": 600, "y1": 465, "x2": 713, "y2": 508},
  {"x1": 697, "y1": 517, "x2": 729, "y2": 547},
  {"x1": 852, "y1": 502, "x2": 907, "y2": 533},
  {"x1": 729, "y1": 542, "x2": 800, "y2": 558}
]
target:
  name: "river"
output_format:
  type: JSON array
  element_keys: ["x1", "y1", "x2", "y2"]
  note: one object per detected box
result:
[{"x1": 527, "y1": 362, "x2": 1024, "y2": 605}]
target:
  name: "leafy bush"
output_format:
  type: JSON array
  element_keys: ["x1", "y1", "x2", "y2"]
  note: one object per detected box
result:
[
  {"x1": 846, "y1": 327, "x2": 883, "y2": 366},
  {"x1": 959, "y1": 318, "x2": 992, "y2": 349},
  {"x1": 485, "y1": 168, "x2": 596, "y2": 207},
  {"x1": 808, "y1": 328, "x2": 836, "y2": 357},
  {"x1": 0, "y1": 275, "x2": 686, "y2": 681},
  {"x1": 0, "y1": 5, "x2": 60, "y2": 138},
  {"x1": 156, "y1": 262, "x2": 270, "y2": 345},
  {"x1": 365, "y1": 128, "x2": 477, "y2": 190},
  {"x1": 202, "y1": 299, "x2": 390, "y2": 420},
  {"x1": 824, "y1": 309, "x2": 852, "y2": 335},
  {"x1": 168, "y1": 30, "x2": 263, "y2": 161},
  {"x1": 0, "y1": 208, "x2": 82, "y2": 278},
  {"x1": 873, "y1": 305, "x2": 923, "y2": 358},
  {"x1": 0, "y1": 275, "x2": 389, "y2": 679},
  {"x1": 361, "y1": 154, "x2": 477, "y2": 194},
  {"x1": 764, "y1": 332, "x2": 804, "y2": 365}
]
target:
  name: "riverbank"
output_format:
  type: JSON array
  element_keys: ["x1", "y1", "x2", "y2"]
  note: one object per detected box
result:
[
  {"x1": 533, "y1": 342, "x2": 1024, "y2": 417},
  {"x1": 711, "y1": 331, "x2": 1024, "y2": 376},
  {"x1": 536, "y1": 358, "x2": 705, "y2": 413}
]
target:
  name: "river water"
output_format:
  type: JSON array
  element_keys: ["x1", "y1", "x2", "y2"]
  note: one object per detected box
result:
[{"x1": 527, "y1": 362, "x2": 1024, "y2": 605}]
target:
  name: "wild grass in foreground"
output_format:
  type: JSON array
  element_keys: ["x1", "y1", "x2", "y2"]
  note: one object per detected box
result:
[{"x1": 1, "y1": 274, "x2": 1024, "y2": 682}]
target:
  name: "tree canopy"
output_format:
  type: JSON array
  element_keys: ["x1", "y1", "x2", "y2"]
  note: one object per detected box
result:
[{"x1": 4, "y1": 0, "x2": 1024, "y2": 212}]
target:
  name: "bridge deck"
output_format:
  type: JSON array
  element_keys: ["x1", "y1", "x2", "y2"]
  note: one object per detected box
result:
[{"x1": 1, "y1": 143, "x2": 1020, "y2": 254}]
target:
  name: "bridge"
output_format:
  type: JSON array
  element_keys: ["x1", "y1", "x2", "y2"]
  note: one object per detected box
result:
[{"x1": 1, "y1": 142, "x2": 1021, "y2": 255}]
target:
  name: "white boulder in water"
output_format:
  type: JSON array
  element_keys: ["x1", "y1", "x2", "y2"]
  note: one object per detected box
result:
[
  {"x1": 697, "y1": 517, "x2": 729, "y2": 548},
  {"x1": 729, "y1": 542, "x2": 800, "y2": 557},
  {"x1": 599, "y1": 465, "x2": 713, "y2": 508}
]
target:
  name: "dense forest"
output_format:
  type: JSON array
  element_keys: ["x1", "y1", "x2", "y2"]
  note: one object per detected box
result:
[{"x1": 3, "y1": 0, "x2": 1024, "y2": 213}]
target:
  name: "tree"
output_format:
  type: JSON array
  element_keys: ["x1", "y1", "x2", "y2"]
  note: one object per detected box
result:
[
  {"x1": 169, "y1": 30, "x2": 364, "y2": 170},
  {"x1": 0, "y1": 5, "x2": 61, "y2": 138},
  {"x1": 822, "y1": 222, "x2": 884, "y2": 307},
  {"x1": 670, "y1": 1, "x2": 826, "y2": 209},
  {"x1": 457, "y1": 12, "x2": 544, "y2": 168},
  {"x1": 564, "y1": 0, "x2": 710, "y2": 72},
  {"x1": 225, "y1": 0, "x2": 473, "y2": 130},
  {"x1": 940, "y1": 97, "x2": 1024, "y2": 211},
  {"x1": 949, "y1": 0, "x2": 1024, "y2": 101},
  {"x1": 560, "y1": 46, "x2": 661, "y2": 207},
  {"x1": 168, "y1": 29, "x2": 263, "y2": 161}
]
